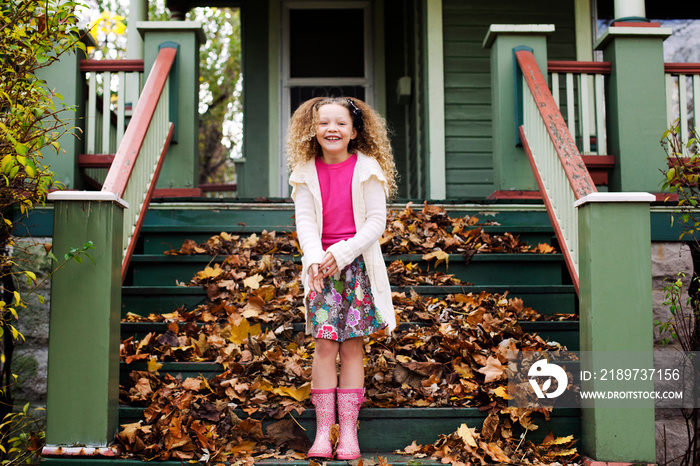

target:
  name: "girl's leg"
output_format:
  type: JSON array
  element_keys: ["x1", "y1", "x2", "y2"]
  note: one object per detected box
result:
[
  {"x1": 312, "y1": 338, "x2": 340, "y2": 389},
  {"x1": 338, "y1": 337, "x2": 364, "y2": 388},
  {"x1": 337, "y1": 337, "x2": 365, "y2": 460},
  {"x1": 308, "y1": 338, "x2": 339, "y2": 458}
]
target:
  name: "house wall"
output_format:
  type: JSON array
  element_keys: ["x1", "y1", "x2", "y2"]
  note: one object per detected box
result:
[{"x1": 441, "y1": 0, "x2": 578, "y2": 199}]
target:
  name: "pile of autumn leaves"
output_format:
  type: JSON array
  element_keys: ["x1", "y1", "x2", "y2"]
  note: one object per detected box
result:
[{"x1": 118, "y1": 203, "x2": 577, "y2": 464}]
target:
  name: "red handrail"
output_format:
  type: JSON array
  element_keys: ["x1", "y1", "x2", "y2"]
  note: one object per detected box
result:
[
  {"x1": 517, "y1": 50, "x2": 600, "y2": 295},
  {"x1": 121, "y1": 123, "x2": 174, "y2": 279},
  {"x1": 518, "y1": 51, "x2": 597, "y2": 200},
  {"x1": 80, "y1": 59, "x2": 145, "y2": 72},
  {"x1": 664, "y1": 63, "x2": 700, "y2": 74},
  {"x1": 102, "y1": 48, "x2": 176, "y2": 197},
  {"x1": 548, "y1": 61, "x2": 612, "y2": 74}
]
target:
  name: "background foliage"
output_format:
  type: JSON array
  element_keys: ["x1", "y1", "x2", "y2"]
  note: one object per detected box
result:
[
  {"x1": 84, "y1": 0, "x2": 243, "y2": 185},
  {"x1": 0, "y1": 0, "x2": 86, "y2": 463}
]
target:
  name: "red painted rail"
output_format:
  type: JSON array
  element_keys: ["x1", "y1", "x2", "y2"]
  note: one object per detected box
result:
[
  {"x1": 517, "y1": 49, "x2": 599, "y2": 294},
  {"x1": 548, "y1": 61, "x2": 611, "y2": 74},
  {"x1": 102, "y1": 48, "x2": 175, "y2": 197},
  {"x1": 80, "y1": 59, "x2": 145, "y2": 72},
  {"x1": 518, "y1": 51, "x2": 597, "y2": 200},
  {"x1": 665, "y1": 63, "x2": 700, "y2": 74},
  {"x1": 99, "y1": 47, "x2": 177, "y2": 280}
]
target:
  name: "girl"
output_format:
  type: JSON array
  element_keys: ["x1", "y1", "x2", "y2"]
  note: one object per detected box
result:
[{"x1": 287, "y1": 97, "x2": 397, "y2": 459}]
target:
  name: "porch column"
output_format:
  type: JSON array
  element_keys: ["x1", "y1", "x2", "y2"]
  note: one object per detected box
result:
[
  {"x1": 138, "y1": 21, "x2": 205, "y2": 190},
  {"x1": 125, "y1": 0, "x2": 147, "y2": 112},
  {"x1": 614, "y1": 0, "x2": 646, "y2": 21},
  {"x1": 483, "y1": 24, "x2": 553, "y2": 194},
  {"x1": 576, "y1": 192, "x2": 656, "y2": 463},
  {"x1": 425, "y1": 0, "x2": 446, "y2": 200},
  {"x1": 44, "y1": 193, "x2": 125, "y2": 448},
  {"x1": 594, "y1": 24, "x2": 671, "y2": 192},
  {"x1": 35, "y1": 34, "x2": 95, "y2": 189}
]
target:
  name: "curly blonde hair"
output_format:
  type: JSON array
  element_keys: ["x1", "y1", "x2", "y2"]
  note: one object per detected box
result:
[{"x1": 286, "y1": 96, "x2": 397, "y2": 197}]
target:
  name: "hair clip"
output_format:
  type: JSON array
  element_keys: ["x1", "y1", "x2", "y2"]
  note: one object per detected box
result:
[{"x1": 347, "y1": 99, "x2": 364, "y2": 132}]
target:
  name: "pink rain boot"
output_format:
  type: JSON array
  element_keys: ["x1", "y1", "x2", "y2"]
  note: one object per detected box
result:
[
  {"x1": 307, "y1": 388, "x2": 336, "y2": 458},
  {"x1": 336, "y1": 388, "x2": 365, "y2": 460}
]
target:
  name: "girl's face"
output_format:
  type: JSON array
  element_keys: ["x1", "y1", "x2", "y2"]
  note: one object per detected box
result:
[{"x1": 315, "y1": 104, "x2": 357, "y2": 160}]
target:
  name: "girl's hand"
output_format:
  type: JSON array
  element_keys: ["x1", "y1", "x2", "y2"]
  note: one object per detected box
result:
[
  {"x1": 308, "y1": 263, "x2": 324, "y2": 293},
  {"x1": 319, "y1": 252, "x2": 338, "y2": 278}
]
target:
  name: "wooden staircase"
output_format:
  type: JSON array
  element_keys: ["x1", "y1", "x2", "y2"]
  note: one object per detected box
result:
[{"x1": 84, "y1": 198, "x2": 582, "y2": 464}]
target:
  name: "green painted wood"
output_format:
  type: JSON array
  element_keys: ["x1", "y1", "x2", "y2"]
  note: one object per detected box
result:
[
  {"x1": 47, "y1": 199, "x2": 123, "y2": 446},
  {"x1": 42, "y1": 455, "x2": 441, "y2": 466},
  {"x1": 442, "y1": 0, "x2": 576, "y2": 199},
  {"x1": 122, "y1": 284, "x2": 576, "y2": 318},
  {"x1": 36, "y1": 46, "x2": 87, "y2": 190},
  {"x1": 129, "y1": 253, "x2": 567, "y2": 287},
  {"x1": 16, "y1": 204, "x2": 690, "y2": 244},
  {"x1": 141, "y1": 24, "x2": 204, "y2": 190},
  {"x1": 117, "y1": 405, "x2": 580, "y2": 450},
  {"x1": 577, "y1": 199, "x2": 655, "y2": 462},
  {"x1": 596, "y1": 29, "x2": 670, "y2": 193},
  {"x1": 122, "y1": 286, "x2": 206, "y2": 317},
  {"x1": 236, "y1": 2, "x2": 271, "y2": 198}
]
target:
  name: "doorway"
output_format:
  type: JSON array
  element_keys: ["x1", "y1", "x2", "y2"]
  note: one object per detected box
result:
[{"x1": 279, "y1": 1, "x2": 374, "y2": 196}]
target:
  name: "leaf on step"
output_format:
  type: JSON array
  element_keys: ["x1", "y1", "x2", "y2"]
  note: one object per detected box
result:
[
  {"x1": 480, "y1": 441, "x2": 510, "y2": 463},
  {"x1": 243, "y1": 273, "x2": 263, "y2": 290},
  {"x1": 477, "y1": 356, "x2": 505, "y2": 383},
  {"x1": 257, "y1": 380, "x2": 310, "y2": 402},
  {"x1": 421, "y1": 250, "x2": 449, "y2": 269},
  {"x1": 457, "y1": 423, "x2": 478, "y2": 448},
  {"x1": 228, "y1": 318, "x2": 262, "y2": 345},
  {"x1": 196, "y1": 263, "x2": 223, "y2": 280},
  {"x1": 146, "y1": 356, "x2": 162, "y2": 374}
]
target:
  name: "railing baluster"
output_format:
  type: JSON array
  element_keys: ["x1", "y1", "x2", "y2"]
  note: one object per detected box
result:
[
  {"x1": 520, "y1": 52, "x2": 599, "y2": 294},
  {"x1": 87, "y1": 73, "x2": 97, "y2": 154},
  {"x1": 666, "y1": 74, "x2": 676, "y2": 128},
  {"x1": 80, "y1": 60, "x2": 145, "y2": 160},
  {"x1": 551, "y1": 73, "x2": 560, "y2": 108},
  {"x1": 102, "y1": 71, "x2": 111, "y2": 155},
  {"x1": 580, "y1": 73, "x2": 591, "y2": 154},
  {"x1": 694, "y1": 75, "x2": 700, "y2": 134},
  {"x1": 117, "y1": 71, "x2": 125, "y2": 147},
  {"x1": 594, "y1": 74, "x2": 607, "y2": 155},
  {"x1": 679, "y1": 74, "x2": 689, "y2": 145},
  {"x1": 566, "y1": 72, "x2": 576, "y2": 142}
]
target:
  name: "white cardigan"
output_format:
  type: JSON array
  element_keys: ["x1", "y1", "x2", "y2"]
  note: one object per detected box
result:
[{"x1": 289, "y1": 152, "x2": 396, "y2": 335}]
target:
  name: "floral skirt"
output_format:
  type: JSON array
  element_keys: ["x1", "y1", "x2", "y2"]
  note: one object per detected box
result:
[{"x1": 307, "y1": 257, "x2": 386, "y2": 342}]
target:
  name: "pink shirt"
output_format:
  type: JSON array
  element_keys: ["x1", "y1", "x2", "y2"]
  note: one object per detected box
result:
[{"x1": 316, "y1": 154, "x2": 357, "y2": 250}]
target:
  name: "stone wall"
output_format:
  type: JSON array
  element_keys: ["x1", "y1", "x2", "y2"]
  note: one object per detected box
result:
[
  {"x1": 652, "y1": 242, "x2": 696, "y2": 466},
  {"x1": 10, "y1": 237, "x2": 52, "y2": 407}
]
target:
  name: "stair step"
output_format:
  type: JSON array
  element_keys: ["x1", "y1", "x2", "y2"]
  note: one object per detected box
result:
[
  {"x1": 117, "y1": 406, "x2": 580, "y2": 450},
  {"x1": 121, "y1": 284, "x2": 576, "y2": 317},
  {"x1": 120, "y1": 320, "x2": 579, "y2": 351},
  {"x1": 139, "y1": 224, "x2": 555, "y2": 254},
  {"x1": 129, "y1": 253, "x2": 568, "y2": 287},
  {"x1": 43, "y1": 456, "x2": 443, "y2": 466}
]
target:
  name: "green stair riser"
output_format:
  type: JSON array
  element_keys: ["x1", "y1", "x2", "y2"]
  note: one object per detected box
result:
[
  {"x1": 141, "y1": 203, "x2": 553, "y2": 229},
  {"x1": 140, "y1": 227, "x2": 555, "y2": 254},
  {"x1": 117, "y1": 406, "x2": 580, "y2": 450},
  {"x1": 119, "y1": 321, "x2": 580, "y2": 351},
  {"x1": 129, "y1": 254, "x2": 567, "y2": 287},
  {"x1": 121, "y1": 284, "x2": 576, "y2": 318}
]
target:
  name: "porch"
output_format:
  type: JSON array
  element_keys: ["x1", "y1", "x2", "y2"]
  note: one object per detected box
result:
[{"x1": 33, "y1": 0, "x2": 699, "y2": 464}]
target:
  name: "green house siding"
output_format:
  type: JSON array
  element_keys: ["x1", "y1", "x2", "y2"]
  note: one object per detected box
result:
[{"x1": 442, "y1": 0, "x2": 577, "y2": 199}]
